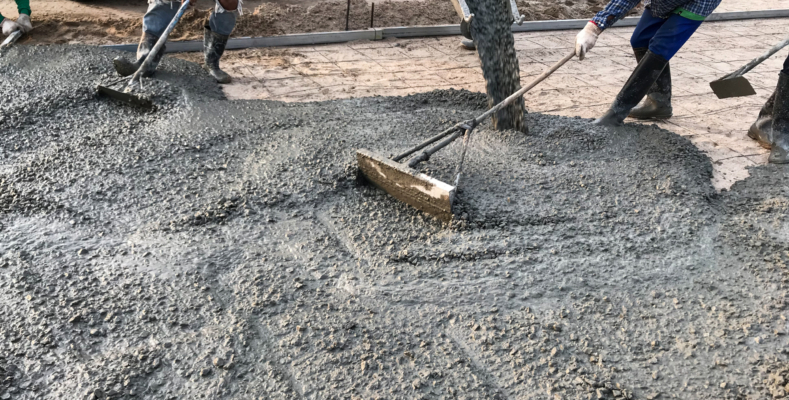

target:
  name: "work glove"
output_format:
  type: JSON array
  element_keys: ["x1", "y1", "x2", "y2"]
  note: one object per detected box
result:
[
  {"x1": 575, "y1": 21, "x2": 602, "y2": 61},
  {"x1": 16, "y1": 14, "x2": 32, "y2": 33},
  {"x1": 0, "y1": 18, "x2": 21, "y2": 36}
]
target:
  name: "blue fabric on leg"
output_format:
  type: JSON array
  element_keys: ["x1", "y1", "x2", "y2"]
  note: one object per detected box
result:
[
  {"x1": 209, "y1": 11, "x2": 237, "y2": 36},
  {"x1": 142, "y1": 3, "x2": 178, "y2": 38},
  {"x1": 629, "y1": 8, "x2": 703, "y2": 61},
  {"x1": 630, "y1": 9, "x2": 665, "y2": 50}
]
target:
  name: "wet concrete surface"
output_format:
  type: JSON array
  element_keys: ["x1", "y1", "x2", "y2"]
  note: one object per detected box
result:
[{"x1": 1, "y1": 46, "x2": 789, "y2": 399}]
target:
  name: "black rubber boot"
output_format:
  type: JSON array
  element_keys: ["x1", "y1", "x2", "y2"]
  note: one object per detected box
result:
[
  {"x1": 113, "y1": 32, "x2": 166, "y2": 77},
  {"x1": 747, "y1": 91, "x2": 775, "y2": 149},
  {"x1": 628, "y1": 47, "x2": 673, "y2": 120},
  {"x1": 204, "y1": 26, "x2": 232, "y2": 84},
  {"x1": 769, "y1": 71, "x2": 789, "y2": 164},
  {"x1": 594, "y1": 50, "x2": 669, "y2": 126}
]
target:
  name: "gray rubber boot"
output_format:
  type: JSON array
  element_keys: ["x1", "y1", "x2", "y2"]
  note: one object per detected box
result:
[
  {"x1": 628, "y1": 47, "x2": 673, "y2": 120},
  {"x1": 113, "y1": 32, "x2": 165, "y2": 77},
  {"x1": 594, "y1": 50, "x2": 669, "y2": 126},
  {"x1": 769, "y1": 71, "x2": 789, "y2": 164},
  {"x1": 204, "y1": 26, "x2": 232, "y2": 84},
  {"x1": 460, "y1": 39, "x2": 476, "y2": 50},
  {"x1": 747, "y1": 91, "x2": 775, "y2": 149}
]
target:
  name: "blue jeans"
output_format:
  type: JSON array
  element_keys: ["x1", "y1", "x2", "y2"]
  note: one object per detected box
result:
[
  {"x1": 630, "y1": 8, "x2": 703, "y2": 61},
  {"x1": 143, "y1": 2, "x2": 237, "y2": 37}
]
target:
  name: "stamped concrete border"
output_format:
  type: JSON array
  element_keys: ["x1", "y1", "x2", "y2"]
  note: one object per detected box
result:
[{"x1": 102, "y1": 9, "x2": 789, "y2": 53}]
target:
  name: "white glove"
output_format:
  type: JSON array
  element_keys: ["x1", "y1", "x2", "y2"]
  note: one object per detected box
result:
[
  {"x1": 16, "y1": 14, "x2": 32, "y2": 33},
  {"x1": 575, "y1": 21, "x2": 602, "y2": 61},
  {"x1": 1, "y1": 18, "x2": 21, "y2": 36}
]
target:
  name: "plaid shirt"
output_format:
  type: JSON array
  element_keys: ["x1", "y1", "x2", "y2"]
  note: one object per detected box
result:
[{"x1": 592, "y1": 0, "x2": 722, "y2": 30}]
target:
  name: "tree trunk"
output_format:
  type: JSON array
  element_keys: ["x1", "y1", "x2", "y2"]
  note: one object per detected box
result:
[{"x1": 466, "y1": 0, "x2": 527, "y2": 133}]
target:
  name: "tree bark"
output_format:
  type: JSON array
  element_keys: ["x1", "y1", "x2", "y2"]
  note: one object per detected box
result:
[{"x1": 466, "y1": 0, "x2": 527, "y2": 133}]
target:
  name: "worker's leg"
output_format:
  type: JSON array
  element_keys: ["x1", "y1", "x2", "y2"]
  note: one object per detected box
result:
[
  {"x1": 629, "y1": 9, "x2": 666, "y2": 50},
  {"x1": 770, "y1": 71, "x2": 789, "y2": 163},
  {"x1": 628, "y1": 10, "x2": 673, "y2": 120},
  {"x1": 749, "y1": 53, "x2": 789, "y2": 157},
  {"x1": 748, "y1": 90, "x2": 776, "y2": 149},
  {"x1": 204, "y1": 7, "x2": 237, "y2": 83},
  {"x1": 645, "y1": 12, "x2": 703, "y2": 61},
  {"x1": 595, "y1": 12, "x2": 702, "y2": 126},
  {"x1": 142, "y1": 1, "x2": 179, "y2": 38},
  {"x1": 114, "y1": 1, "x2": 178, "y2": 77},
  {"x1": 208, "y1": 8, "x2": 236, "y2": 36},
  {"x1": 784, "y1": 53, "x2": 789, "y2": 74}
]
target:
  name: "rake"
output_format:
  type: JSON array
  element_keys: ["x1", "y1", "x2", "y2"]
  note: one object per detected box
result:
[
  {"x1": 97, "y1": 0, "x2": 190, "y2": 109},
  {"x1": 357, "y1": 50, "x2": 575, "y2": 222}
]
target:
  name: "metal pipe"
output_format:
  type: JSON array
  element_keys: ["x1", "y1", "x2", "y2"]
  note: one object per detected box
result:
[
  {"x1": 407, "y1": 130, "x2": 464, "y2": 168},
  {"x1": 392, "y1": 125, "x2": 459, "y2": 162}
]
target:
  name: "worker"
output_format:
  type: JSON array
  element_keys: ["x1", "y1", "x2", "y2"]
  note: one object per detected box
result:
[
  {"x1": 746, "y1": 54, "x2": 789, "y2": 164},
  {"x1": 113, "y1": 1, "x2": 239, "y2": 83},
  {"x1": 0, "y1": 1, "x2": 33, "y2": 37},
  {"x1": 575, "y1": 0, "x2": 721, "y2": 126}
]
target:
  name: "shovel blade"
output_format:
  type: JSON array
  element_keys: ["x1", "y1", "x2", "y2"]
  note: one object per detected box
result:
[
  {"x1": 97, "y1": 85, "x2": 154, "y2": 110},
  {"x1": 0, "y1": 30, "x2": 23, "y2": 49},
  {"x1": 356, "y1": 149, "x2": 456, "y2": 222},
  {"x1": 710, "y1": 76, "x2": 757, "y2": 99}
]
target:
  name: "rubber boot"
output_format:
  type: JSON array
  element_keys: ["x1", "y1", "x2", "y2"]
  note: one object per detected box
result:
[
  {"x1": 113, "y1": 32, "x2": 166, "y2": 77},
  {"x1": 204, "y1": 26, "x2": 232, "y2": 84},
  {"x1": 769, "y1": 71, "x2": 789, "y2": 164},
  {"x1": 594, "y1": 50, "x2": 669, "y2": 126},
  {"x1": 628, "y1": 47, "x2": 673, "y2": 120},
  {"x1": 747, "y1": 91, "x2": 775, "y2": 149}
]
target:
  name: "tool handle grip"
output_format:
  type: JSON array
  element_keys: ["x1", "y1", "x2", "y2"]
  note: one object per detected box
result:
[
  {"x1": 473, "y1": 49, "x2": 576, "y2": 125},
  {"x1": 131, "y1": 0, "x2": 191, "y2": 85},
  {"x1": 726, "y1": 35, "x2": 789, "y2": 79}
]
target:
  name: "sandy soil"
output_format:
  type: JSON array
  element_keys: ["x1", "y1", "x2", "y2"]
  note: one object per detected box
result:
[
  {"x1": 1, "y1": 45, "x2": 789, "y2": 399},
  {"x1": 17, "y1": 0, "x2": 625, "y2": 45}
]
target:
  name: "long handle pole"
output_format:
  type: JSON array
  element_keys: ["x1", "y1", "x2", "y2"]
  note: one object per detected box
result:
[
  {"x1": 395, "y1": 49, "x2": 576, "y2": 164},
  {"x1": 130, "y1": 0, "x2": 191, "y2": 86},
  {"x1": 724, "y1": 35, "x2": 789, "y2": 79},
  {"x1": 472, "y1": 49, "x2": 576, "y2": 126}
]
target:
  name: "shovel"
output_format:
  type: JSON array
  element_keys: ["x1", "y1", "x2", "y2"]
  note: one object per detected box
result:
[
  {"x1": 97, "y1": 0, "x2": 190, "y2": 109},
  {"x1": 710, "y1": 35, "x2": 789, "y2": 99},
  {"x1": 357, "y1": 50, "x2": 576, "y2": 222},
  {"x1": 0, "y1": 30, "x2": 23, "y2": 51}
]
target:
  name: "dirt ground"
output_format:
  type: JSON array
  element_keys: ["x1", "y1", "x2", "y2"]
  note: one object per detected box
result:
[
  {"x1": 11, "y1": 0, "x2": 624, "y2": 45},
  {"x1": 2, "y1": 44, "x2": 789, "y2": 400}
]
